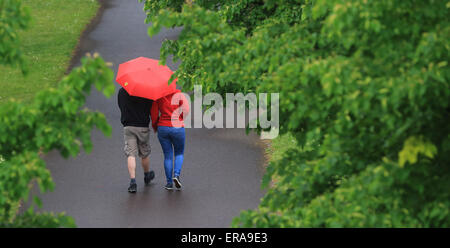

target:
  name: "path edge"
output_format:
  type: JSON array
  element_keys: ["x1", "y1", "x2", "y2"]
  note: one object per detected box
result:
[{"x1": 65, "y1": 0, "x2": 108, "y2": 74}]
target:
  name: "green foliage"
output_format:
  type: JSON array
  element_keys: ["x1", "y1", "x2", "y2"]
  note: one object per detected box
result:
[
  {"x1": 144, "y1": 0, "x2": 450, "y2": 227},
  {"x1": 0, "y1": 0, "x2": 31, "y2": 72},
  {"x1": 0, "y1": 55, "x2": 114, "y2": 227},
  {"x1": 1, "y1": 0, "x2": 114, "y2": 228},
  {"x1": 0, "y1": 208, "x2": 76, "y2": 228}
]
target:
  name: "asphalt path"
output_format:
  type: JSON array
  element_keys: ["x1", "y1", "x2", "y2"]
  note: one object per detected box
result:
[{"x1": 37, "y1": 0, "x2": 265, "y2": 227}]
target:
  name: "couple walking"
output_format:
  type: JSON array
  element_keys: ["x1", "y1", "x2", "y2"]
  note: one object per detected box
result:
[{"x1": 118, "y1": 87, "x2": 189, "y2": 193}]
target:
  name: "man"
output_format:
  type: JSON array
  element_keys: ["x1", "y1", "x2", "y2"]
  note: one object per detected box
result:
[{"x1": 118, "y1": 87, "x2": 155, "y2": 193}]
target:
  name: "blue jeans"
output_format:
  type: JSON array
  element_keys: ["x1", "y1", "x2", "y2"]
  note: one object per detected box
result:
[{"x1": 157, "y1": 126, "x2": 185, "y2": 184}]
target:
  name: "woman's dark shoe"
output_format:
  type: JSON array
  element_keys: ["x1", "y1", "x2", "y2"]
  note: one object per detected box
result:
[
  {"x1": 164, "y1": 183, "x2": 174, "y2": 190},
  {"x1": 128, "y1": 183, "x2": 137, "y2": 193},
  {"x1": 144, "y1": 171, "x2": 155, "y2": 185},
  {"x1": 173, "y1": 176, "x2": 182, "y2": 190}
]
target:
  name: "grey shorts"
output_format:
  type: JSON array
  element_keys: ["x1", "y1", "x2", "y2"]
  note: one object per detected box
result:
[{"x1": 123, "y1": 126, "x2": 151, "y2": 158}]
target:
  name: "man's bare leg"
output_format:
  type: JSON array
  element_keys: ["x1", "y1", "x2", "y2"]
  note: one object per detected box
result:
[
  {"x1": 127, "y1": 156, "x2": 136, "y2": 179},
  {"x1": 127, "y1": 156, "x2": 137, "y2": 193},
  {"x1": 141, "y1": 156, "x2": 150, "y2": 173}
]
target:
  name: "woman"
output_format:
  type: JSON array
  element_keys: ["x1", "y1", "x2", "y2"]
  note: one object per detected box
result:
[{"x1": 151, "y1": 89, "x2": 189, "y2": 190}]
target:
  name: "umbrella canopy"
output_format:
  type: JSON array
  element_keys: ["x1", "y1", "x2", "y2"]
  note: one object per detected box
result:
[{"x1": 116, "y1": 57, "x2": 177, "y2": 100}]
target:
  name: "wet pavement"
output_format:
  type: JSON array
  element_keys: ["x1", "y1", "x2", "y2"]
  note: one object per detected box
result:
[{"x1": 37, "y1": 0, "x2": 265, "y2": 227}]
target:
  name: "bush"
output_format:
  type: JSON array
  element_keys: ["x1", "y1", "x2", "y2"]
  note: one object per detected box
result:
[
  {"x1": 0, "y1": 0, "x2": 31, "y2": 72},
  {"x1": 143, "y1": 0, "x2": 450, "y2": 227},
  {"x1": 0, "y1": 0, "x2": 114, "y2": 227}
]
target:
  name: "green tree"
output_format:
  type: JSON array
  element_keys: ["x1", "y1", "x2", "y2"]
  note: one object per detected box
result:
[
  {"x1": 0, "y1": 0, "x2": 114, "y2": 227},
  {"x1": 143, "y1": 0, "x2": 450, "y2": 227},
  {"x1": 0, "y1": 0, "x2": 31, "y2": 72}
]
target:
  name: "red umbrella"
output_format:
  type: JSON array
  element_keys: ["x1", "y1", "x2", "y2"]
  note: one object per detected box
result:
[{"x1": 116, "y1": 57, "x2": 177, "y2": 100}]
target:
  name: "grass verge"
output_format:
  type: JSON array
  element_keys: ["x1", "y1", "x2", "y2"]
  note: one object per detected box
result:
[
  {"x1": 0, "y1": 0, "x2": 100, "y2": 103},
  {"x1": 265, "y1": 133, "x2": 298, "y2": 163},
  {"x1": 262, "y1": 133, "x2": 299, "y2": 187}
]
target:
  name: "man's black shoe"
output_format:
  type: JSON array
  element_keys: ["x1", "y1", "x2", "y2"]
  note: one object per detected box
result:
[
  {"x1": 144, "y1": 171, "x2": 155, "y2": 185},
  {"x1": 128, "y1": 183, "x2": 137, "y2": 193}
]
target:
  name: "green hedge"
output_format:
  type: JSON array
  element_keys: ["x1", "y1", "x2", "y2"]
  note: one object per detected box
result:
[
  {"x1": 0, "y1": 0, "x2": 114, "y2": 227},
  {"x1": 143, "y1": 0, "x2": 450, "y2": 227}
]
